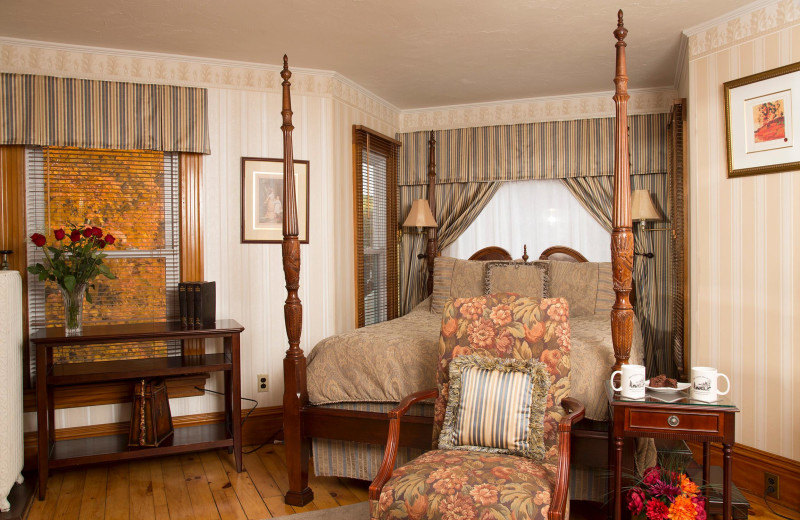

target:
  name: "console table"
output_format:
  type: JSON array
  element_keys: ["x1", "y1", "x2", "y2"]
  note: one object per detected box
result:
[
  {"x1": 32, "y1": 319, "x2": 244, "y2": 500},
  {"x1": 606, "y1": 381, "x2": 739, "y2": 520}
]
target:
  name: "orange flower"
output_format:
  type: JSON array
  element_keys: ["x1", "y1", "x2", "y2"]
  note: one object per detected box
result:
[
  {"x1": 467, "y1": 318, "x2": 496, "y2": 348},
  {"x1": 679, "y1": 474, "x2": 699, "y2": 497},
  {"x1": 668, "y1": 495, "x2": 698, "y2": 520},
  {"x1": 441, "y1": 317, "x2": 458, "y2": 337},
  {"x1": 524, "y1": 321, "x2": 545, "y2": 344},
  {"x1": 489, "y1": 304, "x2": 512, "y2": 326}
]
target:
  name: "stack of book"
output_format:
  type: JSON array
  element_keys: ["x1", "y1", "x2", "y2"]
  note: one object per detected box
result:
[{"x1": 178, "y1": 281, "x2": 216, "y2": 329}]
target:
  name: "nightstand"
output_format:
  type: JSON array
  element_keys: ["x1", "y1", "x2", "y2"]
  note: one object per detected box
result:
[{"x1": 606, "y1": 381, "x2": 740, "y2": 520}]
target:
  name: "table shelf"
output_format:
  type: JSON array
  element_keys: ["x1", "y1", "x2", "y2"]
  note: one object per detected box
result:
[{"x1": 33, "y1": 320, "x2": 244, "y2": 500}]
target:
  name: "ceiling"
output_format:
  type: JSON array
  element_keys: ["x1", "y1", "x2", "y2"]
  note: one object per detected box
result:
[{"x1": 0, "y1": 0, "x2": 756, "y2": 109}]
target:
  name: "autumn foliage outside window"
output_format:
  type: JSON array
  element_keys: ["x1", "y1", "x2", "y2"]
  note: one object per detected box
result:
[{"x1": 27, "y1": 147, "x2": 180, "y2": 363}]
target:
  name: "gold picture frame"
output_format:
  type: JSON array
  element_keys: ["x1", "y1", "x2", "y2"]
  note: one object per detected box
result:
[
  {"x1": 240, "y1": 157, "x2": 309, "y2": 244},
  {"x1": 724, "y1": 61, "x2": 800, "y2": 178}
]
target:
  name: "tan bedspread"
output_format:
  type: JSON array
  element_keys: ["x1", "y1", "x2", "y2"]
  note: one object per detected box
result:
[{"x1": 307, "y1": 301, "x2": 644, "y2": 421}]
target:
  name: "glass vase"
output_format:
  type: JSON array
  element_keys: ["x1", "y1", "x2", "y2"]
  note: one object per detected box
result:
[{"x1": 60, "y1": 283, "x2": 87, "y2": 336}]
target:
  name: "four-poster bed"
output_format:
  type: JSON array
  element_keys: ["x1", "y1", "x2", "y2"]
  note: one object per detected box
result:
[{"x1": 279, "y1": 11, "x2": 637, "y2": 507}]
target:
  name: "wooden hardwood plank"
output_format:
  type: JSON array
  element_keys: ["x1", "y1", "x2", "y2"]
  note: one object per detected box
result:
[
  {"x1": 239, "y1": 451, "x2": 293, "y2": 517},
  {"x1": 198, "y1": 451, "x2": 248, "y2": 520},
  {"x1": 27, "y1": 471, "x2": 64, "y2": 520},
  {"x1": 217, "y1": 450, "x2": 271, "y2": 520},
  {"x1": 77, "y1": 467, "x2": 107, "y2": 520},
  {"x1": 104, "y1": 463, "x2": 129, "y2": 520},
  {"x1": 272, "y1": 444, "x2": 361, "y2": 508},
  {"x1": 146, "y1": 459, "x2": 171, "y2": 520},
  {"x1": 341, "y1": 478, "x2": 370, "y2": 502},
  {"x1": 180, "y1": 454, "x2": 219, "y2": 520},
  {"x1": 160, "y1": 456, "x2": 195, "y2": 520},
  {"x1": 262, "y1": 496, "x2": 295, "y2": 518},
  {"x1": 255, "y1": 446, "x2": 317, "y2": 514},
  {"x1": 54, "y1": 470, "x2": 86, "y2": 520},
  {"x1": 129, "y1": 461, "x2": 156, "y2": 520}
]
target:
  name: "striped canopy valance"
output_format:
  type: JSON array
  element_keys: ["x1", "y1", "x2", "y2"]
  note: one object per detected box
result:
[
  {"x1": 398, "y1": 113, "x2": 667, "y2": 185},
  {"x1": 0, "y1": 73, "x2": 210, "y2": 154}
]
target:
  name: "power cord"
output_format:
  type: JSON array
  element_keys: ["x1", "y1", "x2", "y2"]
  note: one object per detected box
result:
[
  {"x1": 194, "y1": 386, "x2": 283, "y2": 455},
  {"x1": 763, "y1": 490, "x2": 795, "y2": 520}
]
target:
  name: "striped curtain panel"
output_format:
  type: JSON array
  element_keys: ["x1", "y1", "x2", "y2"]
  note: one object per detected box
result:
[
  {"x1": 0, "y1": 73, "x2": 209, "y2": 154},
  {"x1": 561, "y1": 174, "x2": 675, "y2": 377},
  {"x1": 398, "y1": 113, "x2": 668, "y2": 185},
  {"x1": 399, "y1": 181, "x2": 502, "y2": 314}
]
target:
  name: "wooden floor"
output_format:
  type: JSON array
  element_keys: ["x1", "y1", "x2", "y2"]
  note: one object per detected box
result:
[{"x1": 23, "y1": 443, "x2": 799, "y2": 520}]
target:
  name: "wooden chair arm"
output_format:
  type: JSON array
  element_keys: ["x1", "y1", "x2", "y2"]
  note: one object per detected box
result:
[
  {"x1": 549, "y1": 397, "x2": 585, "y2": 520},
  {"x1": 368, "y1": 388, "x2": 438, "y2": 501}
]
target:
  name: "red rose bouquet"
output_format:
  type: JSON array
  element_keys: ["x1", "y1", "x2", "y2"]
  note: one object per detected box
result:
[
  {"x1": 28, "y1": 225, "x2": 116, "y2": 333},
  {"x1": 626, "y1": 466, "x2": 706, "y2": 520}
]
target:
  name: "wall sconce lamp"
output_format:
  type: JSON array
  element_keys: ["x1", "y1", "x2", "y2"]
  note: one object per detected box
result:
[
  {"x1": 402, "y1": 199, "x2": 437, "y2": 259},
  {"x1": 631, "y1": 190, "x2": 669, "y2": 258}
]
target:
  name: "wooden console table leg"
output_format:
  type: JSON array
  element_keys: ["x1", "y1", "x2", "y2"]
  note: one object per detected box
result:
[
  {"x1": 35, "y1": 344, "x2": 48, "y2": 500},
  {"x1": 614, "y1": 437, "x2": 623, "y2": 520},
  {"x1": 702, "y1": 441, "x2": 710, "y2": 486},
  {"x1": 230, "y1": 334, "x2": 242, "y2": 471},
  {"x1": 723, "y1": 442, "x2": 733, "y2": 520}
]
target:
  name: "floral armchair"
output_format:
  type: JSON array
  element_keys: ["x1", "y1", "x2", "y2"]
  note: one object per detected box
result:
[{"x1": 369, "y1": 293, "x2": 585, "y2": 520}]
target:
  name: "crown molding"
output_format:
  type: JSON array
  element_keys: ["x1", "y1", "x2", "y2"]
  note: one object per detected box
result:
[{"x1": 682, "y1": 0, "x2": 780, "y2": 37}]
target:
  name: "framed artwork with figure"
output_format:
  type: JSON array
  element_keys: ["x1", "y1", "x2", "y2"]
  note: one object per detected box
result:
[
  {"x1": 725, "y1": 61, "x2": 800, "y2": 178},
  {"x1": 241, "y1": 157, "x2": 309, "y2": 243}
]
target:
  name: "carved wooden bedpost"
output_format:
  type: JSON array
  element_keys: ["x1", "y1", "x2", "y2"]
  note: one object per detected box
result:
[
  {"x1": 280, "y1": 55, "x2": 314, "y2": 507},
  {"x1": 610, "y1": 11, "x2": 634, "y2": 373},
  {"x1": 425, "y1": 130, "x2": 437, "y2": 296}
]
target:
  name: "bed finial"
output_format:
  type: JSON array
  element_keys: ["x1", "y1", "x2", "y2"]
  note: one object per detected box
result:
[
  {"x1": 522, "y1": 245, "x2": 529, "y2": 264},
  {"x1": 281, "y1": 55, "x2": 314, "y2": 507},
  {"x1": 610, "y1": 11, "x2": 634, "y2": 375}
]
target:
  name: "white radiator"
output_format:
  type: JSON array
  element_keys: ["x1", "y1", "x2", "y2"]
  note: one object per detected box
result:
[{"x1": 0, "y1": 271, "x2": 24, "y2": 512}]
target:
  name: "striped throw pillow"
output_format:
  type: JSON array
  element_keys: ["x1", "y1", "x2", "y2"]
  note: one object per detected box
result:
[{"x1": 438, "y1": 355, "x2": 551, "y2": 460}]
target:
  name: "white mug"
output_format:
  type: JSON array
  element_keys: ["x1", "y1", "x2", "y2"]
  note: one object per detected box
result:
[
  {"x1": 611, "y1": 364, "x2": 646, "y2": 399},
  {"x1": 691, "y1": 366, "x2": 730, "y2": 402}
]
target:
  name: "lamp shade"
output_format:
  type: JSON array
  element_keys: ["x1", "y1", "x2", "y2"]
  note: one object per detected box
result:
[
  {"x1": 631, "y1": 190, "x2": 660, "y2": 221},
  {"x1": 402, "y1": 199, "x2": 437, "y2": 228}
]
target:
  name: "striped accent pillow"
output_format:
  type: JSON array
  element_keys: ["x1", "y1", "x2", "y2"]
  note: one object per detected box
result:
[{"x1": 438, "y1": 355, "x2": 550, "y2": 460}]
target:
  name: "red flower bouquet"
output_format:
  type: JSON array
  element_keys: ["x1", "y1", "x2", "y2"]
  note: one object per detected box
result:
[
  {"x1": 28, "y1": 225, "x2": 116, "y2": 334},
  {"x1": 626, "y1": 466, "x2": 706, "y2": 520}
]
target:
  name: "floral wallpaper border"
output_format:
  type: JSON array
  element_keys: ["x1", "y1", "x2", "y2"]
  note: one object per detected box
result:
[{"x1": 687, "y1": 0, "x2": 800, "y2": 59}]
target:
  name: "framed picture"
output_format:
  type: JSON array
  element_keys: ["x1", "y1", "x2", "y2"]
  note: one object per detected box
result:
[
  {"x1": 725, "y1": 61, "x2": 800, "y2": 178},
  {"x1": 241, "y1": 157, "x2": 309, "y2": 244}
]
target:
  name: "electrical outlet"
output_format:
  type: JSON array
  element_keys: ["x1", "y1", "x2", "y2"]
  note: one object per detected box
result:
[
  {"x1": 765, "y1": 472, "x2": 780, "y2": 499},
  {"x1": 258, "y1": 374, "x2": 269, "y2": 393}
]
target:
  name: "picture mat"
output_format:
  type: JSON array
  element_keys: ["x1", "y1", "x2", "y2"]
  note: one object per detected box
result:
[{"x1": 242, "y1": 159, "x2": 308, "y2": 242}]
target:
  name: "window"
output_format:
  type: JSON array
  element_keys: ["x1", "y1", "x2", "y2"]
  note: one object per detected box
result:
[
  {"x1": 26, "y1": 146, "x2": 181, "y2": 363},
  {"x1": 353, "y1": 126, "x2": 400, "y2": 327}
]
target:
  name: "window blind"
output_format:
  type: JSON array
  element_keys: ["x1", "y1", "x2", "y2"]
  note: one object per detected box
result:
[
  {"x1": 26, "y1": 146, "x2": 181, "y2": 368},
  {"x1": 353, "y1": 127, "x2": 400, "y2": 327}
]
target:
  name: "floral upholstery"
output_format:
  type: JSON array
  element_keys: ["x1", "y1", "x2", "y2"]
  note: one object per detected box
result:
[
  {"x1": 371, "y1": 294, "x2": 572, "y2": 520},
  {"x1": 433, "y1": 293, "x2": 571, "y2": 456},
  {"x1": 372, "y1": 449, "x2": 560, "y2": 520}
]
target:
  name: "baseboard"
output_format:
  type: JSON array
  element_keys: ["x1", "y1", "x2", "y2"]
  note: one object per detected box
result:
[
  {"x1": 687, "y1": 441, "x2": 800, "y2": 514},
  {"x1": 24, "y1": 405, "x2": 283, "y2": 469}
]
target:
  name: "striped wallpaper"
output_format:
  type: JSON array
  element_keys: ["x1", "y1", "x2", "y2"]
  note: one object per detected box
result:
[
  {"x1": 398, "y1": 113, "x2": 668, "y2": 185},
  {"x1": 687, "y1": 2, "x2": 800, "y2": 459},
  {"x1": 0, "y1": 73, "x2": 210, "y2": 154}
]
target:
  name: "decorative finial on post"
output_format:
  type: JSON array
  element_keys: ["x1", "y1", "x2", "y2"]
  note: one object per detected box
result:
[{"x1": 522, "y1": 245, "x2": 529, "y2": 264}]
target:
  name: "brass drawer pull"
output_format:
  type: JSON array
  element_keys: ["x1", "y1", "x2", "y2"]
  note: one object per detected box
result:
[{"x1": 668, "y1": 415, "x2": 680, "y2": 427}]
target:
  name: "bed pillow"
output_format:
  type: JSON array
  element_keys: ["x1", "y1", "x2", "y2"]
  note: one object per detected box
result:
[
  {"x1": 546, "y1": 260, "x2": 615, "y2": 316},
  {"x1": 433, "y1": 293, "x2": 571, "y2": 452},
  {"x1": 485, "y1": 261, "x2": 547, "y2": 298},
  {"x1": 438, "y1": 354, "x2": 550, "y2": 460},
  {"x1": 430, "y1": 257, "x2": 486, "y2": 315}
]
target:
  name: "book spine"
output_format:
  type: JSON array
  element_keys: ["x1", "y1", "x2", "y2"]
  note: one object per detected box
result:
[
  {"x1": 193, "y1": 283, "x2": 202, "y2": 329},
  {"x1": 201, "y1": 281, "x2": 216, "y2": 327},
  {"x1": 178, "y1": 283, "x2": 188, "y2": 329},
  {"x1": 186, "y1": 282, "x2": 195, "y2": 330}
]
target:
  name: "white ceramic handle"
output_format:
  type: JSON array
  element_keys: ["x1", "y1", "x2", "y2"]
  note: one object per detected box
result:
[
  {"x1": 717, "y1": 373, "x2": 730, "y2": 395},
  {"x1": 611, "y1": 370, "x2": 623, "y2": 391}
]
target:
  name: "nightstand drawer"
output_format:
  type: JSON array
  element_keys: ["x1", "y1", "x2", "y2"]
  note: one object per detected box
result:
[{"x1": 627, "y1": 410, "x2": 721, "y2": 435}]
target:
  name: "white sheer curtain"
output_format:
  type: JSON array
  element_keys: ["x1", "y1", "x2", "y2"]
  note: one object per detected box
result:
[{"x1": 444, "y1": 180, "x2": 611, "y2": 261}]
